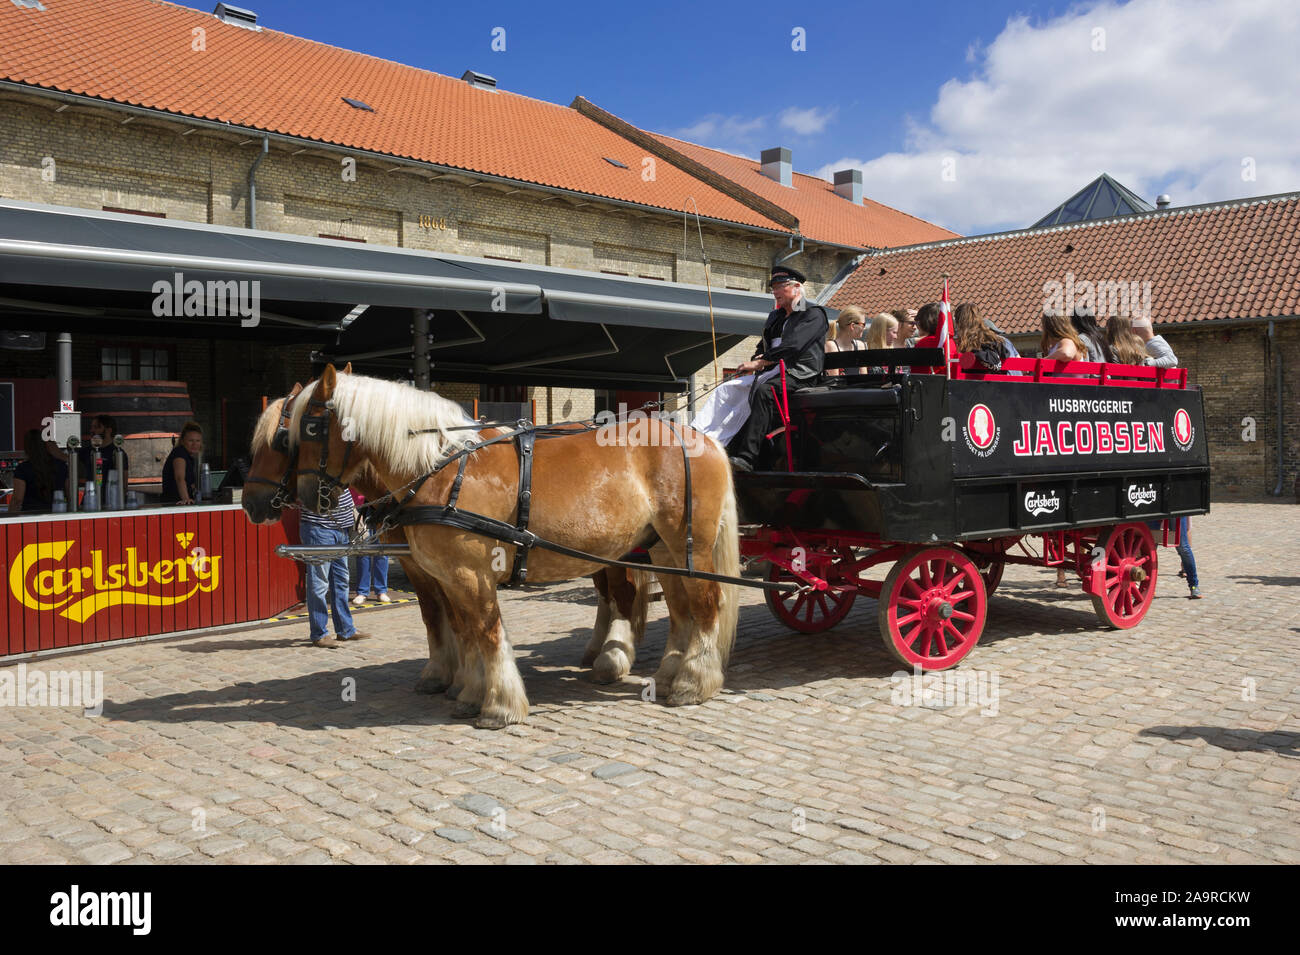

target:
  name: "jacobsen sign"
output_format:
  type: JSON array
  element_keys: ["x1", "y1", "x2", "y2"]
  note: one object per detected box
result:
[
  {"x1": 2, "y1": 507, "x2": 302, "y2": 658},
  {"x1": 947, "y1": 380, "x2": 1209, "y2": 478}
]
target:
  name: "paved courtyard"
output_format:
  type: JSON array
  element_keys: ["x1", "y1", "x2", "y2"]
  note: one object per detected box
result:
[{"x1": 1, "y1": 500, "x2": 1297, "y2": 864}]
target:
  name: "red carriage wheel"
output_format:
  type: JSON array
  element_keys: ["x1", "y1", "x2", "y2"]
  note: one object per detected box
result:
[
  {"x1": 765, "y1": 559, "x2": 857, "y2": 634},
  {"x1": 878, "y1": 547, "x2": 987, "y2": 670},
  {"x1": 1089, "y1": 523, "x2": 1158, "y2": 629}
]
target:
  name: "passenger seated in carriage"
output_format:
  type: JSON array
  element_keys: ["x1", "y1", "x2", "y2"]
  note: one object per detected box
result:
[
  {"x1": 954, "y1": 302, "x2": 1014, "y2": 372},
  {"x1": 1039, "y1": 311, "x2": 1086, "y2": 362},
  {"x1": 825, "y1": 305, "x2": 869, "y2": 376},
  {"x1": 908, "y1": 302, "x2": 947, "y2": 374}
]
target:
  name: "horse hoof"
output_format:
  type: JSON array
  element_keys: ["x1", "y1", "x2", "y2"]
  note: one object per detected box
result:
[
  {"x1": 474, "y1": 714, "x2": 510, "y2": 730},
  {"x1": 452, "y1": 700, "x2": 481, "y2": 718},
  {"x1": 666, "y1": 689, "x2": 706, "y2": 707},
  {"x1": 580, "y1": 648, "x2": 599, "y2": 667},
  {"x1": 414, "y1": 677, "x2": 448, "y2": 695},
  {"x1": 591, "y1": 648, "x2": 630, "y2": 684}
]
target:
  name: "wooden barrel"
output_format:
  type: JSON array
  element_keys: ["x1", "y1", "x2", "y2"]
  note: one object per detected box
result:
[{"x1": 77, "y1": 380, "x2": 195, "y2": 488}]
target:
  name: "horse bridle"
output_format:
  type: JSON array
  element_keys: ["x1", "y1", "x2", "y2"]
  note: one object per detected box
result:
[
  {"x1": 243, "y1": 390, "x2": 302, "y2": 512},
  {"x1": 298, "y1": 391, "x2": 355, "y2": 513}
]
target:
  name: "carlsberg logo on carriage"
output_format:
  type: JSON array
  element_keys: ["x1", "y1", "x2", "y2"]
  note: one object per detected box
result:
[
  {"x1": 1024, "y1": 491, "x2": 1061, "y2": 517},
  {"x1": 8, "y1": 533, "x2": 221, "y2": 622},
  {"x1": 1127, "y1": 484, "x2": 1158, "y2": 507}
]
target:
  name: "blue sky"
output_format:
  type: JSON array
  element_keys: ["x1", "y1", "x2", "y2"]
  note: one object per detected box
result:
[{"x1": 249, "y1": 0, "x2": 1300, "y2": 235}]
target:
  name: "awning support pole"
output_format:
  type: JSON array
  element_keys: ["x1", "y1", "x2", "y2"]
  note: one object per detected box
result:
[{"x1": 413, "y1": 308, "x2": 431, "y2": 390}]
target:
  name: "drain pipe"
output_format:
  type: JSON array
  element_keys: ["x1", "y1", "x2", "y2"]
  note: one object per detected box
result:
[
  {"x1": 773, "y1": 233, "x2": 805, "y2": 266},
  {"x1": 1270, "y1": 321, "x2": 1285, "y2": 496},
  {"x1": 247, "y1": 136, "x2": 269, "y2": 229}
]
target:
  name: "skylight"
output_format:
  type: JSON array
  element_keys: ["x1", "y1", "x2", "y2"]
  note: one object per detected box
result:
[
  {"x1": 603, "y1": 157, "x2": 629, "y2": 169},
  {"x1": 342, "y1": 97, "x2": 375, "y2": 112}
]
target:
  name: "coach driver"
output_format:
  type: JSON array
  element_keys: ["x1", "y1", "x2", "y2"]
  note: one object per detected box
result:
[{"x1": 726, "y1": 265, "x2": 829, "y2": 471}]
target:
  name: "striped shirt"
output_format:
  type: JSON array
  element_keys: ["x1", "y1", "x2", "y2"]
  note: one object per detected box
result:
[{"x1": 300, "y1": 490, "x2": 356, "y2": 529}]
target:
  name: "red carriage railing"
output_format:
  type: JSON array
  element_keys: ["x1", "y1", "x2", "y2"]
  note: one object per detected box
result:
[{"x1": 952, "y1": 353, "x2": 1189, "y2": 389}]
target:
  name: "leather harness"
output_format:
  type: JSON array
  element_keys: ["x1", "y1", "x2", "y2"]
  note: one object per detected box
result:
[{"x1": 290, "y1": 395, "x2": 699, "y2": 589}]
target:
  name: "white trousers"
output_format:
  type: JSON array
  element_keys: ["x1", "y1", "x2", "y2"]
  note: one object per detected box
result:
[{"x1": 689, "y1": 367, "x2": 781, "y2": 445}]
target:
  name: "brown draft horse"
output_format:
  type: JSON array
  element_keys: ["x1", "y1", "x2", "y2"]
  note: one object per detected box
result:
[
  {"x1": 242, "y1": 385, "x2": 659, "y2": 698},
  {"x1": 288, "y1": 366, "x2": 740, "y2": 729}
]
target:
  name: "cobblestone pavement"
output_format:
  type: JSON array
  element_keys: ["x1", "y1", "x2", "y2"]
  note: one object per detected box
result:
[{"x1": 2, "y1": 501, "x2": 1297, "y2": 865}]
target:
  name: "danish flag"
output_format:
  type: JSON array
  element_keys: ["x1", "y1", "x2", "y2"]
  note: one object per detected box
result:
[{"x1": 937, "y1": 277, "x2": 956, "y2": 375}]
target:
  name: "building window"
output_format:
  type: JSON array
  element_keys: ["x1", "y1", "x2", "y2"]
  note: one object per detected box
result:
[
  {"x1": 103, "y1": 206, "x2": 166, "y2": 218},
  {"x1": 139, "y1": 348, "x2": 170, "y2": 379},
  {"x1": 101, "y1": 347, "x2": 133, "y2": 380},
  {"x1": 100, "y1": 345, "x2": 173, "y2": 380}
]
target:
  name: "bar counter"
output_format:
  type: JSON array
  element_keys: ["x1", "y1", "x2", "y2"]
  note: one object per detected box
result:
[{"x1": 3, "y1": 503, "x2": 303, "y2": 659}]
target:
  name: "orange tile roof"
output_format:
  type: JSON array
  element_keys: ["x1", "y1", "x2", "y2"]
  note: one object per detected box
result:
[
  {"x1": 829, "y1": 194, "x2": 1300, "y2": 333},
  {"x1": 649, "y1": 132, "x2": 960, "y2": 249},
  {"x1": 0, "y1": 0, "x2": 784, "y2": 232}
]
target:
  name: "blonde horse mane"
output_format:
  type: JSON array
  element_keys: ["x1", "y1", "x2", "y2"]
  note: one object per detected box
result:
[
  {"x1": 290, "y1": 373, "x2": 476, "y2": 479},
  {"x1": 251, "y1": 397, "x2": 284, "y2": 450}
]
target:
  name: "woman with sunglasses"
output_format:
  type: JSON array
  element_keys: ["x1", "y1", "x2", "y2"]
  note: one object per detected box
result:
[{"x1": 824, "y1": 305, "x2": 870, "y2": 376}]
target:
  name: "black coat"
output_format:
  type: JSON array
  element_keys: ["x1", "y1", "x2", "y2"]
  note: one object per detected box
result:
[{"x1": 753, "y1": 299, "x2": 829, "y2": 382}]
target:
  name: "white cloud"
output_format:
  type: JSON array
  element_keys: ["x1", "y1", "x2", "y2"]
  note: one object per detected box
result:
[
  {"x1": 818, "y1": 0, "x2": 1300, "y2": 235},
  {"x1": 672, "y1": 113, "x2": 766, "y2": 152},
  {"x1": 779, "y1": 106, "x2": 837, "y2": 136}
]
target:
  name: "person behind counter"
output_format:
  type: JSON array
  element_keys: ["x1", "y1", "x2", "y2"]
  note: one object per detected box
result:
[
  {"x1": 161, "y1": 421, "x2": 203, "y2": 505},
  {"x1": 8, "y1": 428, "x2": 69, "y2": 513},
  {"x1": 81, "y1": 414, "x2": 130, "y2": 501}
]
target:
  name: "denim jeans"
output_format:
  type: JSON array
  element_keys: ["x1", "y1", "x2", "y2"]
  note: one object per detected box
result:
[
  {"x1": 1176, "y1": 516, "x2": 1198, "y2": 589},
  {"x1": 300, "y1": 520, "x2": 356, "y2": 640},
  {"x1": 356, "y1": 556, "x2": 389, "y2": 596}
]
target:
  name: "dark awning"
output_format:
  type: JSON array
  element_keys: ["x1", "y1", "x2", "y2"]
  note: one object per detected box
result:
[{"x1": 0, "y1": 200, "x2": 781, "y2": 390}]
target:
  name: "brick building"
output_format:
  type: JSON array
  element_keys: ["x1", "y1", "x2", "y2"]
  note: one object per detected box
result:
[
  {"x1": 829, "y1": 193, "x2": 1300, "y2": 496},
  {"x1": 0, "y1": 0, "x2": 953, "y2": 467}
]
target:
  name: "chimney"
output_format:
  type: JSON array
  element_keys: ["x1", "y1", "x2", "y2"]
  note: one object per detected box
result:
[
  {"x1": 461, "y1": 70, "x2": 499, "y2": 92},
  {"x1": 760, "y1": 147, "x2": 792, "y2": 187},
  {"x1": 833, "y1": 169, "x2": 863, "y2": 205},
  {"x1": 1156, "y1": 194, "x2": 1171, "y2": 209},
  {"x1": 213, "y1": 4, "x2": 259, "y2": 28}
]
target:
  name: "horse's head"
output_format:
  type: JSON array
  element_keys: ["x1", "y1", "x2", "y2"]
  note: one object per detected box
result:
[
  {"x1": 242, "y1": 382, "x2": 304, "y2": 524},
  {"x1": 292, "y1": 363, "x2": 363, "y2": 515}
]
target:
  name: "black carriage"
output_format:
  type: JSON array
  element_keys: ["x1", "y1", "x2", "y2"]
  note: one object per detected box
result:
[{"x1": 735, "y1": 348, "x2": 1211, "y2": 670}]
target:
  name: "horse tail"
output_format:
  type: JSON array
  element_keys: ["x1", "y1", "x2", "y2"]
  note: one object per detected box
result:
[{"x1": 712, "y1": 455, "x2": 741, "y2": 668}]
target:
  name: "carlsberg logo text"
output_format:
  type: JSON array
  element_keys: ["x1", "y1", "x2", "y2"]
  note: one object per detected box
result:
[
  {"x1": 1128, "y1": 484, "x2": 1157, "y2": 506},
  {"x1": 1024, "y1": 492, "x2": 1060, "y2": 517}
]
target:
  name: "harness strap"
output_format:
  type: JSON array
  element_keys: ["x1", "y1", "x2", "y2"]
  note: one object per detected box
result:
[
  {"x1": 384, "y1": 504, "x2": 788, "y2": 590},
  {"x1": 663, "y1": 419, "x2": 694, "y2": 574},
  {"x1": 508, "y1": 429, "x2": 536, "y2": 586}
]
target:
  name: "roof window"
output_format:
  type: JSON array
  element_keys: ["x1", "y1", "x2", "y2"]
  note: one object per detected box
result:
[{"x1": 342, "y1": 97, "x2": 375, "y2": 112}]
